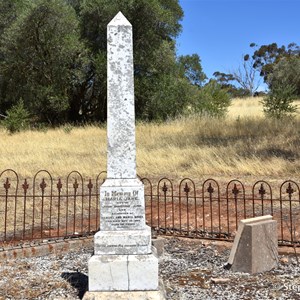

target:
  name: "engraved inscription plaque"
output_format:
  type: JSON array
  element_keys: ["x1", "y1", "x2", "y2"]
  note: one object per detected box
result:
[{"x1": 100, "y1": 186, "x2": 145, "y2": 231}]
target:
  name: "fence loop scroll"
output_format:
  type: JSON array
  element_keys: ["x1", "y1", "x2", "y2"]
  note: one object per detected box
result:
[
  {"x1": 154, "y1": 177, "x2": 174, "y2": 234},
  {"x1": 157, "y1": 178, "x2": 173, "y2": 235},
  {"x1": 66, "y1": 171, "x2": 84, "y2": 237},
  {"x1": 279, "y1": 180, "x2": 300, "y2": 244},
  {"x1": 141, "y1": 177, "x2": 154, "y2": 228},
  {"x1": 33, "y1": 170, "x2": 53, "y2": 240},
  {"x1": 202, "y1": 179, "x2": 221, "y2": 238},
  {"x1": 179, "y1": 178, "x2": 196, "y2": 237},
  {"x1": 0, "y1": 170, "x2": 19, "y2": 242},
  {"x1": 252, "y1": 181, "x2": 273, "y2": 218},
  {"x1": 95, "y1": 171, "x2": 107, "y2": 229},
  {"x1": 226, "y1": 180, "x2": 245, "y2": 232}
]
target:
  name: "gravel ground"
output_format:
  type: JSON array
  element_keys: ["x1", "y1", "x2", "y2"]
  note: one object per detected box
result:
[{"x1": 0, "y1": 237, "x2": 300, "y2": 299}]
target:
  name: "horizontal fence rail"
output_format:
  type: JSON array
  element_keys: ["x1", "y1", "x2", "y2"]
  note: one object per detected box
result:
[{"x1": 0, "y1": 169, "x2": 300, "y2": 247}]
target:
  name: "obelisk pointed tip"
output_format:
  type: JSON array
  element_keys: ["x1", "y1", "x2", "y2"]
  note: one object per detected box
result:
[{"x1": 108, "y1": 11, "x2": 132, "y2": 27}]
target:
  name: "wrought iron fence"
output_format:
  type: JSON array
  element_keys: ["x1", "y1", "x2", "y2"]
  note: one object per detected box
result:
[
  {"x1": 0, "y1": 169, "x2": 106, "y2": 243},
  {"x1": 0, "y1": 169, "x2": 299, "y2": 246}
]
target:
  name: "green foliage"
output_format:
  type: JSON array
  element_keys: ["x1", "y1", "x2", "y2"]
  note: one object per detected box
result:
[
  {"x1": 249, "y1": 42, "x2": 300, "y2": 83},
  {"x1": 261, "y1": 83, "x2": 298, "y2": 119},
  {"x1": 213, "y1": 71, "x2": 251, "y2": 98},
  {"x1": 177, "y1": 54, "x2": 207, "y2": 87},
  {"x1": 2, "y1": 100, "x2": 30, "y2": 133},
  {"x1": 259, "y1": 46, "x2": 300, "y2": 119},
  {"x1": 80, "y1": 0, "x2": 183, "y2": 55},
  {"x1": 0, "y1": 0, "x2": 30, "y2": 37},
  {"x1": 78, "y1": 0, "x2": 184, "y2": 122},
  {"x1": 267, "y1": 56, "x2": 300, "y2": 97},
  {"x1": 193, "y1": 80, "x2": 231, "y2": 117},
  {"x1": 63, "y1": 124, "x2": 74, "y2": 134},
  {"x1": 0, "y1": 0, "x2": 231, "y2": 124},
  {"x1": 140, "y1": 75, "x2": 198, "y2": 121},
  {"x1": 0, "y1": 0, "x2": 87, "y2": 124}
]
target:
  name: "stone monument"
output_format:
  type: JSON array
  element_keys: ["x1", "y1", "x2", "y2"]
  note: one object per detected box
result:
[
  {"x1": 226, "y1": 215, "x2": 278, "y2": 274},
  {"x1": 85, "y1": 12, "x2": 163, "y2": 299}
]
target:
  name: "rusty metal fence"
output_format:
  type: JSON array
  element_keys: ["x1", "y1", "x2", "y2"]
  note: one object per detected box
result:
[
  {"x1": 0, "y1": 169, "x2": 300, "y2": 246},
  {"x1": 0, "y1": 169, "x2": 106, "y2": 243}
]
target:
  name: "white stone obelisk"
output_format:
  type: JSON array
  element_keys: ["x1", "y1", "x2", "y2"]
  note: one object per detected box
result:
[
  {"x1": 106, "y1": 11, "x2": 136, "y2": 180},
  {"x1": 86, "y1": 12, "x2": 163, "y2": 299}
]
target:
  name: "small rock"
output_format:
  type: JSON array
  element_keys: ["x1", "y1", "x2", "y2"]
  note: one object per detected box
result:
[
  {"x1": 211, "y1": 278, "x2": 231, "y2": 284},
  {"x1": 280, "y1": 257, "x2": 289, "y2": 264}
]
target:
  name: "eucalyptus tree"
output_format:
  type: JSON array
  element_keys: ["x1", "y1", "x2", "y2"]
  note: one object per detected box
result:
[
  {"x1": 0, "y1": 0, "x2": 219, "y2": 124},
  {"x1": 77, "y1": 0, "x2": 185, "y2": 121},
  {"x1": 0, "y1": 0, "x2": 87, "y2": 124},
  {"x1": 249, "y1": 42, "x2": 300, "y2": 84}
]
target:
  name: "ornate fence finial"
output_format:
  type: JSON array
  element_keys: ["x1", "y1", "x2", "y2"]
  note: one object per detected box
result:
[{"x1": 4, "y1": 178, "x2": 11, "y2": 191}]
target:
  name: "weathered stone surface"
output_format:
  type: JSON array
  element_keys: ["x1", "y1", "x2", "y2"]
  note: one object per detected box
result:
[
  {"x1": 228, "y1": 215, "x2": 273, "y2": 265},
  {"x1": 152, "y1": 237, "x2": 165, "y2": 258},
  {"x1": 211, "y1": 278, "x2": 231, "y2": 284},
  {"x1": 228, "y1": 215, "x2": 278, "y2": 274},
  {"x1": 88, "y1": 253, "x2": 159, "y2": 291},
  {"x1": 83, "y1": 288, "x2": 165, "y2": 300},
  {"x1": 107, "y1": 11, "x2": 136, "y2": 179},
  {"x1": 94, "y1": 226, "x2": 152, "y2": 255},
  {"x1": 100, "y1": 179, "x2": 146, "y2": 231},
  {"x1": 87, "y1": 11, "x2": 161, "y2": 298},
  {"x1": 83, "y1": 292, "x2": 164, "y2": 300}
]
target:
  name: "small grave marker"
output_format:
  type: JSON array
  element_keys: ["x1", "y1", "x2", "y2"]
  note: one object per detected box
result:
[{"x1": 226, "y1": 215, "x2": 278, "y2": 274}]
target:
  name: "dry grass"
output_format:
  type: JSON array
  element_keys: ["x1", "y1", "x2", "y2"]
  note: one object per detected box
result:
[
  {"x1": 0, "y1": 126, "x2": 107, "y2": 178},
  {"x1": 0, "y1": 97, "x2": 299, "y2": 180},
  {"x1": 227, "y1": 96, "x2": 265, "y2": 118}
]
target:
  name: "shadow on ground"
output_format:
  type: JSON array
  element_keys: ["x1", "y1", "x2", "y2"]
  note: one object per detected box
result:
[{"x1": 62, "y1": 272, "x2": 88, "y2": 299}]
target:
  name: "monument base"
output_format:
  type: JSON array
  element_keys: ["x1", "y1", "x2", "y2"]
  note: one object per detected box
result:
[
  {"x1": 88, "y1": 252, "x2": 159, "y2": 291},
  {"x1": 94, "y1": 226, "x2": 152, "y2": 255},
  {"x1": 83, "y1": 291, "x2": 165, "y2": 300},
  {"x1": 83, "y1": 283, "x2": 166, "y2": 300}
]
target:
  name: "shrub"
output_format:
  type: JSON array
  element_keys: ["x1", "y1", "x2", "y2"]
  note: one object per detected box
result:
[
  {"x1": 267, "y1": 56, "x2": 300, "y2": 97},
  {"x1": 193, "y1": 80, "x2": 231, "y2": 117},
  {"x1": 261, "y1": 83, "x2": 298, "y2": 119},
  {"x1": 3, "y1": 100, "x2": 31, "y2": 133}
]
